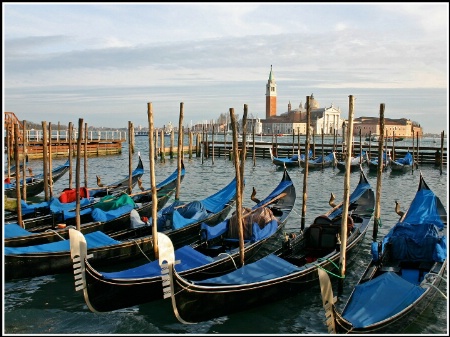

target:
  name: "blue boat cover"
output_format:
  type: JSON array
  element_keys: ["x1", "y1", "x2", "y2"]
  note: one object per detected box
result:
[
  {"x1": 154, "y1": 178, "x2": 237, "y2": 231},
  {"x1": 382, "y1": 186, "x2": 446, "y2": 262},
  {"x1": 342, "y1": 272, "x2": 425, "y2": 328},
  {"x1": 306, "y1": 152, "x2": 335, "y2": 165},
  {"x1": 4, "y1": 231, "x2": 121, "y2": 255},
  {"x1": 200, "y1": 211, "x2": 278, "y2": 243},
  {"x1": 274, "y1": 150, "x2": 312, "y2": 163},
  {"x1": 101, "y1": 245, "x2": 214, "y2": 279},
  {"x1": 4, "y1": 224, "x2": 34, "y2": 238},
  {"x1": 49, "y1": 196, "x2": 92, "y2": 213},
  {"x1": 91, "y1": 204, "x2": 135, "y2": 222},
  {"x1": 11, "y1": 196, "x2": 91, "y2": 217},
  {"x1": 171, "y1": 201, "x2": 208, "y2": 230},
  {"x1": 194, "y1": 254, "x2": 301, "y2": 285},
  {"x1": 201, "y1": 178, "x2": 237, "y2": 213},
  {"x1": 4, "y1": 177, "x2": 41, "y2": 189},
  {"x1": 369, "y1": 151, "x2": 390, "y2": 166},
  {"x1": 19, "y1": 200, "x2": 51, "y2": 216},
  {"x1": 393, "y1": 152, "x2": 413, "y2": 166},
  {"x1": 255, "y1": 180, "x2": 292, "y2": 209}
]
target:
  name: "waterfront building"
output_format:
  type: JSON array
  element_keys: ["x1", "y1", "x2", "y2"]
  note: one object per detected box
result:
[
  {"x1": 353, "y1": 116, "x2": 422, "y2": 138},
  {"x1": 258, "y1": 65, "x2": 421, "y2": 137}
]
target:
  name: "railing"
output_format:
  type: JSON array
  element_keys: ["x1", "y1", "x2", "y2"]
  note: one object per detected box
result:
[{"x1": 24, "y1": 130, "x2": 127, "y2": 142}]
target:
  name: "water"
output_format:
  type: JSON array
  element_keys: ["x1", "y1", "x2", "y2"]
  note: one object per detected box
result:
[{"x1": 3, "y1": 137, "x2": 448, "y2": 335}]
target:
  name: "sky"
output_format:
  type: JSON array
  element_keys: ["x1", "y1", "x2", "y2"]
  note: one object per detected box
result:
[{"x1": 3, "y1": 2, "x2": 449, "y2": 134}]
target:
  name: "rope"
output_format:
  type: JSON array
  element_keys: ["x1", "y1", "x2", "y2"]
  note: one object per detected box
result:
[
  {"x1": 422, "y1": 273, "x2": 448, "y2": 300},
  {"x1": 217, "y1": 252, "x2": 238, "y2": 270},
  {"x1": 316, "y1": 257, "x2": 345, "y2": 279},
  {"x1": 44, "y1": 229, "x2": 66, "y2": 240},
  {"x1": 133, "y1": 239, "x2": 153, "y2": 262}
]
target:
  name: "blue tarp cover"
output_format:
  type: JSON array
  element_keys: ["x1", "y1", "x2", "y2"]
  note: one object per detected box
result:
[
  {"x1": 171, "y1": 201, "x2": 208, "y2": 230},
  {"x1": 200, "y1": 215, "x2": 278, "y2": 243},
  {"x1": 201, "y1": 178, "x2": 237, "y2": 213},
  {"x1": 194, "y1": 254, "x2": 301, "y2": 285},
  {"x1": 4, "y1": 224, "x2": 33, "y2": 238},
  {"x1": 153, "y1": 178, "x2": 237, "y2": 231},
  {"x1": 342, "y1": 272, "x2": 425, "y2": 328},
  {"x1": 91, "y1": 204, "x2": 135, "y2": 222},
  {"x1": 4, "y1": 231, "x2": 121, "y2": 255},
  {"x1": 156, "y1": 200, "x2": 208, "y2": 230},
  {"x1": 101, "y1": 245, "x2": 214, "y2": 279},
  {"x1": 49, "y1": 196, "x2": 92, "y2": 213},
  {"x1": 393, "y1": 152, "x2": 413, "y2": 166},
  {"x1": 19, "y1": 200, "x2": 50, "y2": 216},
  {"x1": 274, "y1": 150, "x2": 312, "y2": 163},
  {"x1": 306, "y1": 152, "x2": 335, "y2": 165},
  {"x1": 382, "y1": 186, "x2": 446, "y2": 262}
]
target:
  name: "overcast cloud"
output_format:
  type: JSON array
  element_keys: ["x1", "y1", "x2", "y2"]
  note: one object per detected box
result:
[{"x1": 3, "y1": 3, "x2": 448, "y2": 133}]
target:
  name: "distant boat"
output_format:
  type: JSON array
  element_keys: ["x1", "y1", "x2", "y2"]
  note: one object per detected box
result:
[
  {"x1": 164, "y1": 122, "x2": 174, "y2": 136},
  {"x1": 134, "y1": 130, "x2": 149, "y2": 137},
  {"x1": 365, "y1": 134, "x2": 380, "y2": 142}
]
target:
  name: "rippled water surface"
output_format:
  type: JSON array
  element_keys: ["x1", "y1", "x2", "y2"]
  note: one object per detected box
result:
[{"x1": 3, "y1": 136, "x2": 448, "y2": 335}]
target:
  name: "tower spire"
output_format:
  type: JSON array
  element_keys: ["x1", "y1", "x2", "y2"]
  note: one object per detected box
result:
[{"x1": 265, "y1": 65, "x2": 277, "y2": 119}]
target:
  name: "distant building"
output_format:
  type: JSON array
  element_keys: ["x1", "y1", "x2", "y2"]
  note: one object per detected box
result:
[
  {"x1": 248, "y1": 65, "x2": 422, "y2": 137},
  {"x1": 260, "y1": 66, "x2": 345, "y2": 135},
  {"x1": 352, "y1": 117, "x2": 422, "y2": 138}
]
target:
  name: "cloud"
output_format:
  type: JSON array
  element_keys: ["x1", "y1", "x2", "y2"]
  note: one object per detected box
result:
[{"x1": 3, "y1": 3, "x2": 448, "y2": 133}]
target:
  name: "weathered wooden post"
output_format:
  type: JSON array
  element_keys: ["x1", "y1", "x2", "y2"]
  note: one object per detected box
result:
[
  {"x1": 75, "y1": 118, "x2": 84, "y2": 231},
  {"x1": 338, "y1": 94, "x2": 355, "y2": 295},
  {"x1": 68, "y1": 122, "x2": 73, "y2": 189},
  {"x1": 301, "y1": 96, "x2": 311, "y2": 231},
  {"x1": 188, "y1": 128, "x2": 193, "y2": 159},
  {"x1": 42, "y1": 121, "x2": 49, "y2": 201},
  {"x1": 84, "y1": 122, "x2": 88, "y2": 189},
  {"x1": 147, "y1": 102, "x2": 159, "y2": 258},
  {"x1": 176, "y1": 102, "x2": 184, "y2": 201},
  {"x1": 373, "y1": 103, "x2": 385, "y2": 242},
  {"x1": 170, "y1": 128, "x2": 174, "y2": 159},
  {"x1": 48, "y1": 122, "x2": 53, "y2": 198},
  {"x1": 128, "y1": 121, "x2": 133, "y2": 194},
  {"x1": 22, "y1": 120, "x2": 27, "y2": 200},
  {"x1": 14, "y1": 123, "x2": 23, "y2": 228}
]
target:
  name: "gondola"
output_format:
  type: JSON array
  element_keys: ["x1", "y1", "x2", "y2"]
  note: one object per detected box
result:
[
  {"x1": 4, "y1": 174, "x2": 238, "y2": 280},
  {"x1": 68, "y1": 168, "x2": 295, "y2": 312},
  {"x1": 269, "y1": 148, "x2": 312, "y2": 167},
  {"x1": 4, "y1": 163, "x2": 184, "y2": 247},
  {"x1": 336, "y1": 151, "x2": 368, "y2": 173},
  {"x1": 158, "y1": 168, "x2": 374, "y2": 323},
  {"x1": 4, "y1": 159, "x2": 70, "y2": 199},
  {"x1": 4, "y1": 154, "x2": 145, "y2": 227},
  {"x1": 390, "y1": 151, "x2": 413, "y2": 173},
  {"x1": 318, "y1": 172, "x2": 447, "y2": 334},
  {"x1": 269, "y1": 148, "x2": 300, "y2": 167},
  {"x1": 367, "y1": 150, "x2": 391, "y2": 172},
  {"x1": 300, "y1": 151, "x2": 336, "y2": 169}
]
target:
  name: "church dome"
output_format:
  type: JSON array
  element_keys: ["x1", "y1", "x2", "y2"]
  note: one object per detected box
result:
[{"x1": 309, "y1": 93, "x2": 320, "y2": 109}]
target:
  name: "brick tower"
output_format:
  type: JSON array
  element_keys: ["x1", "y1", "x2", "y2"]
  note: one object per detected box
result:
[{"x1": 265, "y1": 65, "x2": 277, "y2": 119}]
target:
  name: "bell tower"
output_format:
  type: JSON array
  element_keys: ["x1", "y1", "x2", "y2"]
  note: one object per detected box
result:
[{"x1": 265, "y1": 65, "x2": 277, "y2": 119}]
